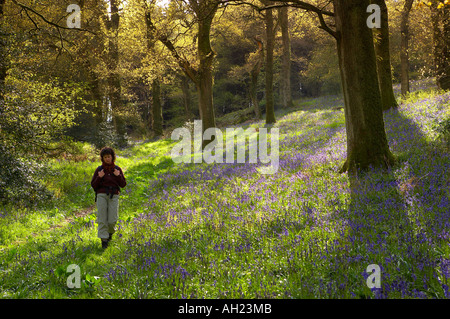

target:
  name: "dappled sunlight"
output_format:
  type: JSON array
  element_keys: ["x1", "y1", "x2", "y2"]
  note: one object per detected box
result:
[{"x1": 1, "y1": 87, "x2": 449, "y2": 299}]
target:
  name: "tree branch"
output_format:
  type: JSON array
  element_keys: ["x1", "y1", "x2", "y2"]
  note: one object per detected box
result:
[
  {"x1": 220, "y1": 0, "x2": 337, "y2": 39},
  {"x1": 315, "y1": 7, "x2": 337, "y2": 39},
  {"x1": 263, "y1": 0, "x2": 337, "y2": 39},
  {"x1": 11, "y1": 0, "x2": 97, "y2": 35},
  {"x1": 144, "y1": 4, "x2": 198, "y2": 83},
  {"x1": 259, "y1": 0, "x2": 333, "y2": 16}
]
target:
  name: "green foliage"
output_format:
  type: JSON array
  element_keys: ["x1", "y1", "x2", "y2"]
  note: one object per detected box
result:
[
  {"x1": 302, "y1": 44, "x2": 341, "y2": 96},
  {"x1": 0, "y1": 144, "x2": 53, "y2": 206},
  {"x1": 1, "y1": 70, "x2": 87, "y2": 155},
  {"x1": 0, "y1": 68, "x2": 91, "y2": 204}
]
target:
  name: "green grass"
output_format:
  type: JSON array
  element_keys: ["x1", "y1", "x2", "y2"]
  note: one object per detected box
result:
[{"x1": 0, "y1": 88, "x2": 449, "y2": 299}]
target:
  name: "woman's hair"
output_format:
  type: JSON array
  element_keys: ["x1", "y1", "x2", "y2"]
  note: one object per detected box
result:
[{"x1": 100, "y1": 147, "x2": 116, "y2": 162}]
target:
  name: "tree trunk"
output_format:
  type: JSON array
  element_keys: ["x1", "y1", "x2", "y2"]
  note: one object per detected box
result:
[
  {"x1": 250, "y1": 37, "x2": 264, "y2": 119},
  {"x1": 371, "y1": 0, "x2": 398, "y2": 110},
  {"x1": 0, "y1": 0, "x2": 6, "y2": 100},
  {"x1": 144, "y1": 0, "x2": 218, "y2": 148},
  {"x1": 180, "y1": 74, "x2": 193, "y2": 120},
  {"x1": 264, "y1": 6, "x2": 276, "y2": 124},
  {"x1": 102, "y1": 0, "x2": 123, "y2": 142},
  {"x1": 196, "y1": 1, "x2": 218, "y2": 147},
  {"x1": 400, "y1": 0, "x2": 414, "y2": 98},
  {"x1": 90, "y1": 69, "x2": 104, "y2": 125},
  {"x1": 107, "y1": 0, "x2": 121, "y2": 110},
  {"x1": 333, "y1": 0, "x2": 395, "y2": 173},
  {"x1": 440, "y1": 3, "x2": 450, "y2": 90},
  {"x1": 144, "y1": 2, "x2": 164, "y2": 137},
  {"x1": 279, "y1": 6, "x2": 293, "y2": 109},
  {"x1": 432, "y1": 1, "x2": 450, "y2": 91},
  {"x1": 151, "y1": 79, "x2": 163, "y2": 137}
]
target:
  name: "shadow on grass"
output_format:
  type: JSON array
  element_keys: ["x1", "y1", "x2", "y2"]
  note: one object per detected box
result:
[{"x1": 322, "y1": 107, "x2": 450, "y2": 299}]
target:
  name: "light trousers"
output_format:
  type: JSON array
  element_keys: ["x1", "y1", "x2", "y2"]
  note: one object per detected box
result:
[{"x1": 96, "y1": 193, "x2": 119, "y2": 240}]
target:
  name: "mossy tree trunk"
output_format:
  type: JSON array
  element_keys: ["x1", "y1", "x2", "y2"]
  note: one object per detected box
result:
[
  {"x1": 106, "y1": 0, "x2": 121, "y2": 110},
  {"x1": 279, "y1": 6, "x2": 293, "y2": 109},
  {"x1": 333, "y1": 0, "x2": 395, "y2": 173},
  {"x1": 0, "y1": 0, "x2": 6, "y2": 100},
  {"x1": 180, "y1": 74, "x2": 193, "y2": 120},
  {"x1": 431, "y1": 1, "x2": 450, "y2": 91},
  {"x1": 371, "y1": 0, "x2": 398, "y2": 110},
  {"x1": 144, "y1": 2, "x2": 163, "y2": 137},
  {"x1": 151, "y1": 79, "x2": 163, "y2": 137},
  {"x1": 250, "y1": 37, "x2": 264, "y2": 119},
  {"x1": 400, "y1": 0, "x2": 414, "y2": 98},
  {"x1": 440, "y1": 3, "x2": 450, "y2": 90},
  {"x1": 102, "y1": 0, "x2": 124, "y2": 142},
  {"x1": 195, "y1": 0, "x2": 218, "y2": 147},
  {"x1": 264, "y1": 4, "x2": 276, "y2": 125}
]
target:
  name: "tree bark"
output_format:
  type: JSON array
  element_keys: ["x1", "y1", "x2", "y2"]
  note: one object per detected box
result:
[
  {"x1": 431, "y1": 1, "x2": 450, "y2": 91},
  {"x1": 440, "y1": 3, "x2": 450, "y2": 90},
  {"x1": 333, "y1": 0, "x2": 395, "y2": 173},
  {"x1": 151, "y1": 79, "x2": 163, "y2": 137},
  {"x1": 194, "y1": 0, "x2": 218, "y2": 147},
  {"x1": 279, "y1": 6, "x2": 293, "y2": 109},
  {"x1": 180, "y1": 74, "x2": 193, "y2": 120},
  {"x1": 101, "y1": 0, "x2": 123, "y2": 142},
  {"x1": 0, "y1": 0, "x2": 6, "y2": 100},
  {"x1": 144, "y1": 1, "x2": 163, "y2": 137},
  {"x1": 264, "y1": 5, "x2": 276, "y2": 124},
  {"x1": 89, "y1": 68, "x2": 104, "y2": 125},
  {"x1": 145, "y1": 0, "x2": 218, "y2": 147},
  {"x1": 400, "y1": 0, "x2": 414, "y2": 98},
  {"x1": 250, "y1": 37, "x2": 264, "y2": 119},
  {"x1": 106, "y1": 0, "x2": 121, "y2": 110},
  {"x1": 371, "y1": 0, "x2": 398, "y2": 110}
]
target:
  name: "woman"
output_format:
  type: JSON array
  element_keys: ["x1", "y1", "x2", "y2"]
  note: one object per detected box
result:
[{"x1": 91, "y1": 147, "x2": 127, "y2": 249}]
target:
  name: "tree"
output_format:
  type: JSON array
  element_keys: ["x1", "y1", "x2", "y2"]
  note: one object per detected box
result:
[
  {"x1": 102, "y1": 0, "x2": 125, "y2": 139},
  {"x1": 334, "y1": 0, "x2": 395, "y2": 172},
  {"x1": 0, "y1": 0, "x2": 6, "y2": 99},
  {"x1": 430, "y1": 0, "x2": 450, "y2": 90},
  {"x1": 144, "y1": 0, "x2": 163, "y2": 137},
  {"x1": 371, "y1": 0, "x2": 398, "y2": 110},
  {"x1": 180, "y1": 73, "x2": 193, "y2": 120},
  {"x1": 262, "y1": 0, "x2": 276, "y2": 124},
  {"x1": 278, "y1": 6, "x2": 293, "y2": 108},
  {"x1": 193, "y1": 0, "x2": 219, "y2": 140},
  {"x1": 272, "y1": 0, "x2": 395, "y2": 172},
  {"x1": 249, "y1": 36, "x2": 264, "y2": 119},
  {"x1": 400, "y1": 0, "x2": 414, "y2": 97},
  {"x1": 145, "y1": 0, "x2": 219, "y2": 147}
]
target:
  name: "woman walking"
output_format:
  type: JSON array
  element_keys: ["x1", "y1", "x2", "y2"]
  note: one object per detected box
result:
[{"x1": 91, "y1": 147, "x2": 127, "y2": 249}]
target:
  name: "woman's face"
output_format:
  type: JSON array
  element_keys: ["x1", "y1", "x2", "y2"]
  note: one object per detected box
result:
[{"x1": 102, "y1": 154, "x2": 113, "y2": 164}]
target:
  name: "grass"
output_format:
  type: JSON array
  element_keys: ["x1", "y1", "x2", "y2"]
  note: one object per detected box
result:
[{"x1": 0, "y1": 85, "x2": 449, "y2": 299}]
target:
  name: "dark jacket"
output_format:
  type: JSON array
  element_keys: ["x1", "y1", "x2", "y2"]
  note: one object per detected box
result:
[{"x1": 91, "y1": 165, "x2": 127, "y2": 196}]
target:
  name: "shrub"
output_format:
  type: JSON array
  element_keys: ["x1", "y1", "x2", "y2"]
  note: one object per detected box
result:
[{"x1": 0, "y1": 145, "x2": 53, "y2": 206}]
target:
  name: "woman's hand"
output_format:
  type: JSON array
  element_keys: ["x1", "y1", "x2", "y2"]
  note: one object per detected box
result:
[
  {"x1": 113, "y1": 169, "x2": 120, "y2": 176},
  {"x1": 98, "y1": 169, "x2": 105, "y2": 178}
]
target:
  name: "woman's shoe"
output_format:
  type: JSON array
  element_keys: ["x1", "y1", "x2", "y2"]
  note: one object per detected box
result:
[{"x1": 101, "y1": 239, "x2": 109, "y2": 249}]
